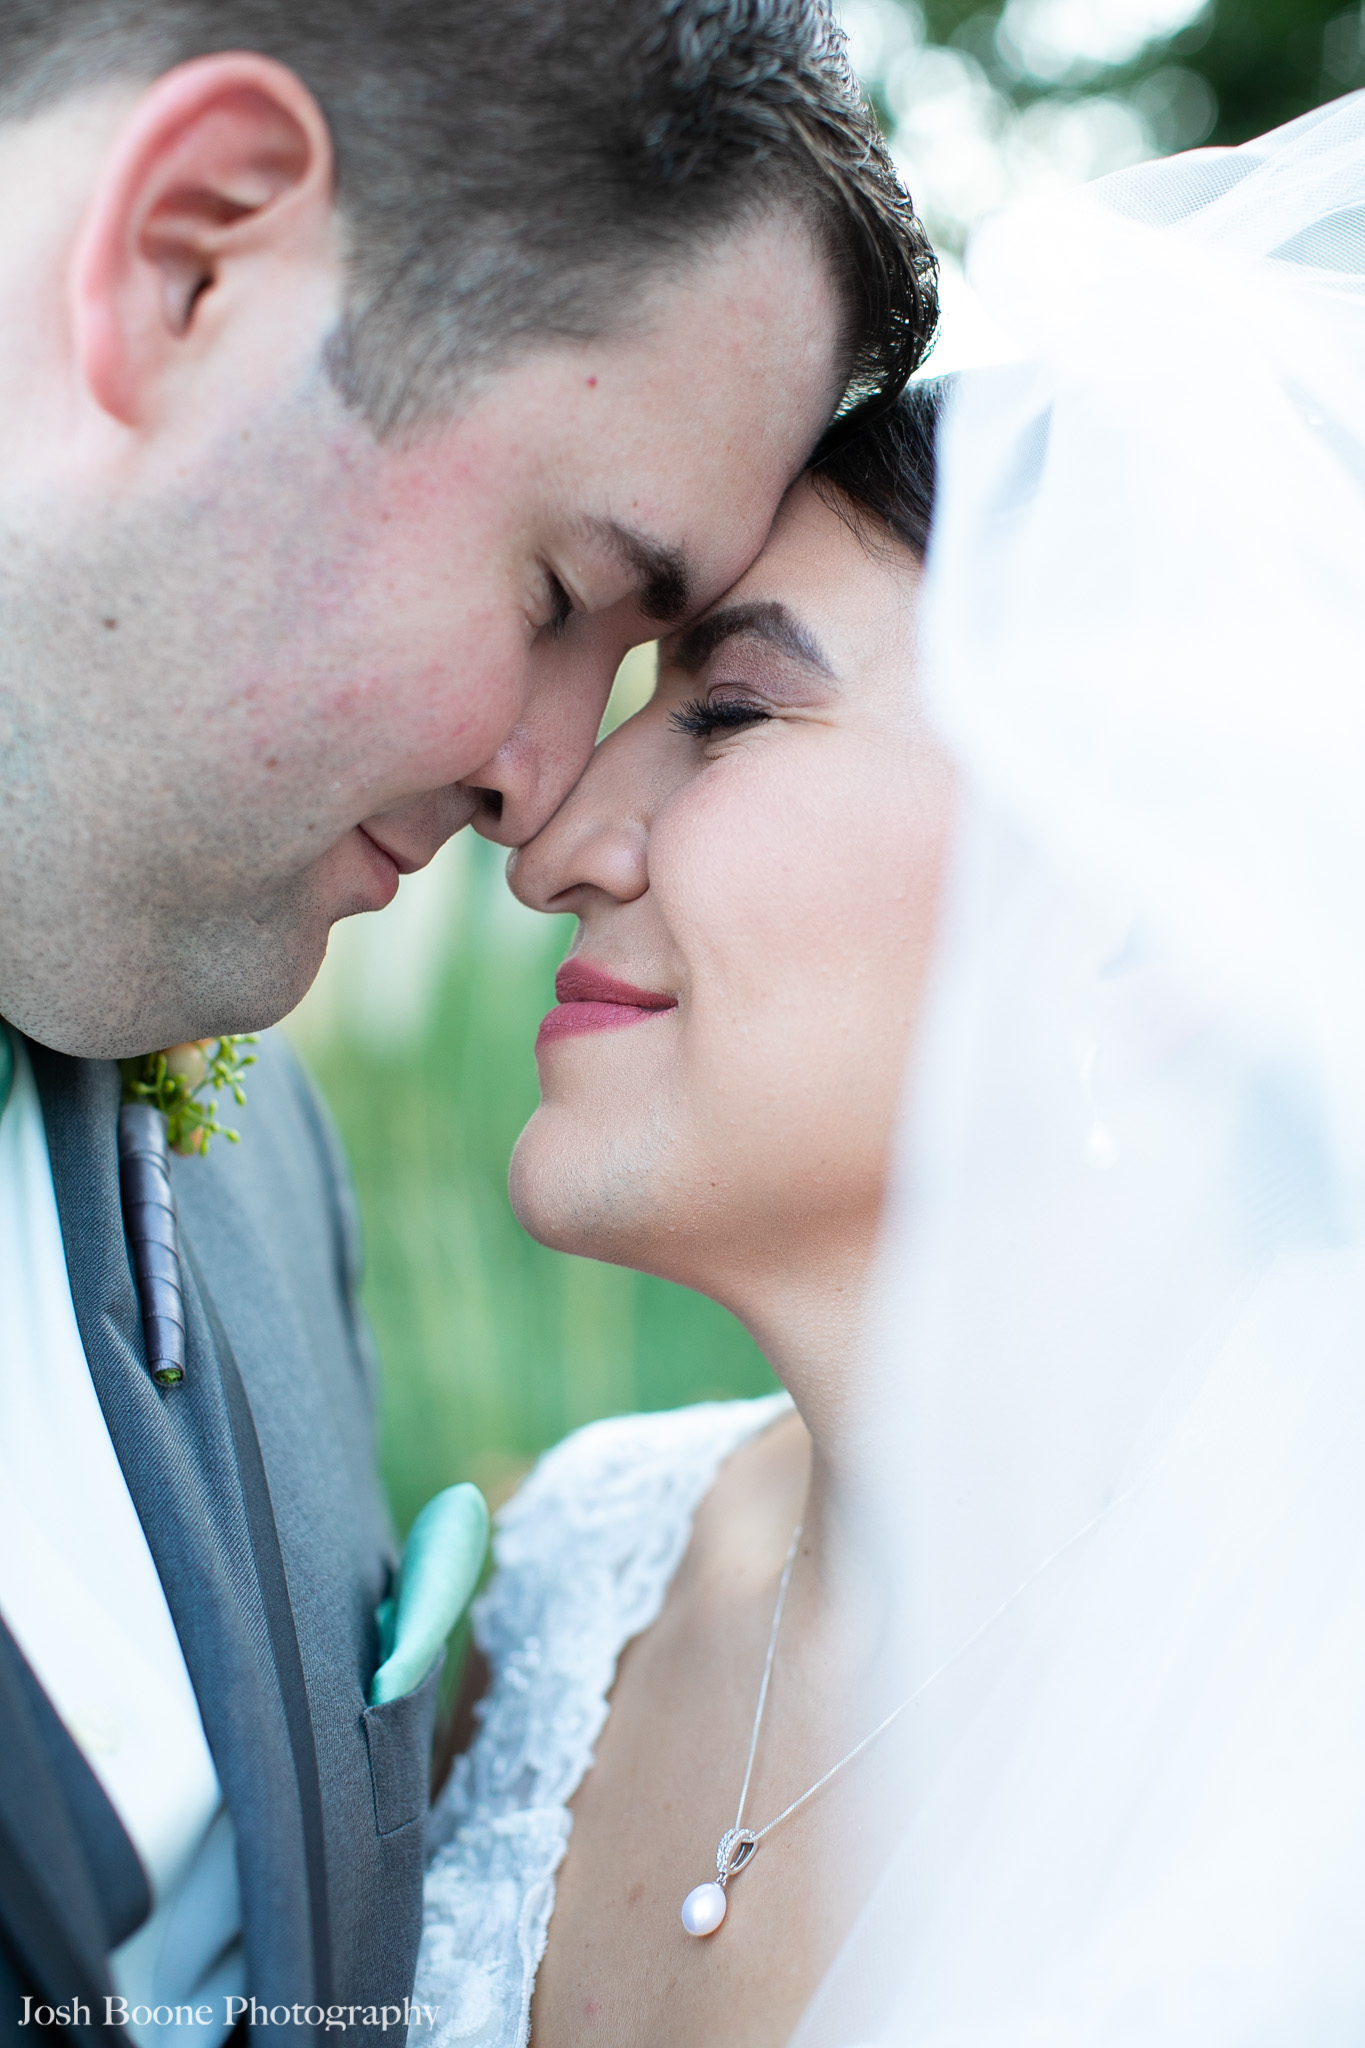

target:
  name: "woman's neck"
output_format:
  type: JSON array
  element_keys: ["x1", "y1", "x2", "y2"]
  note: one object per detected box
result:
[{"x1": 730, "y1": 1248, "x2": 909, "y2": 1677}]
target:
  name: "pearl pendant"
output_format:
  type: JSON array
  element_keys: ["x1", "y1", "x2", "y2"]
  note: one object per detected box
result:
[
  {"x1": 681, "y1": 1826, "x2": 760, "y2": 1936},
  {"x1": 681, "y1": 1882, "x2": 727, "y2": 1936}
]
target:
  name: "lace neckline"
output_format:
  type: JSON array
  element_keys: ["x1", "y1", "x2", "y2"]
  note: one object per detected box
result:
[{"x1": 417, "y1": 1394, "x2": 792, "y2": 2048}]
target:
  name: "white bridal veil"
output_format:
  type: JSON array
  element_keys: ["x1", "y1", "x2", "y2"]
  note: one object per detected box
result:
[{"x1": 794, "y1": 91, "x2": 1365, "y2": 2045}]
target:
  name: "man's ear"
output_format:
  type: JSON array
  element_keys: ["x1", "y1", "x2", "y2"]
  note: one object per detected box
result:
[{"x1": 72, "y1": 54, "x2": 335, "y2": 427}]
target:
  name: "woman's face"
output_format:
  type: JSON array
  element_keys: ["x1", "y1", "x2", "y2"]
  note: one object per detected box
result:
[{"x1": 508, "y1": 475, "x2": 957, "y2": 1330}]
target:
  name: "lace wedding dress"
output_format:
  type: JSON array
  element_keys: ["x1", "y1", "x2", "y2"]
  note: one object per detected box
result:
[{"x1": 415, "y1": 1392, "x2": 791, "y2": 2048}]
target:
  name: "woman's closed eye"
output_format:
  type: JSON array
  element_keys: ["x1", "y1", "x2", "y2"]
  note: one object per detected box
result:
[{"x1": 669, "y1": 696, "x2": 772, "y2": 741}]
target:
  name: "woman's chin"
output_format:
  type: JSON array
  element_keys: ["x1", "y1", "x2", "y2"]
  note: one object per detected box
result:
[
  {"x1": 507, "y1": 1118, "x2": 571, "y2": 1250},
  {"x1": 509, "y1": 1112, "x2": 618, "y2": 1259},
  {"x1": 509, "y1": 1105, "x2": 671, "y2": 1267}
]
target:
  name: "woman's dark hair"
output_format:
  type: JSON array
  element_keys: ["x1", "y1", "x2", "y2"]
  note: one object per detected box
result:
[{"x1": 810, "y1": 375, "x2": 954, "y2": 558}]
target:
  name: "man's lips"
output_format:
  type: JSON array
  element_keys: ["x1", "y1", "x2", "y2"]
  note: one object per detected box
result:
[
  {"x1": 358, "y1": 822, "x2": 424, "y2": 877},
  {"x1": 346, "y1": 819, "x2": 444, "y2": 918},
  {"x1": 537, "y1": 960, "x2": 678, "y2": 1051},
  {"x1": 345, "y1": 825, "x2": 402, "y2": 913}
]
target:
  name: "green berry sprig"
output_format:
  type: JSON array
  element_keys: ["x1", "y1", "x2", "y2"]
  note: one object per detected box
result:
[{"x1": 120, "y1": 1035, "x2": 257, "y2": 1156}]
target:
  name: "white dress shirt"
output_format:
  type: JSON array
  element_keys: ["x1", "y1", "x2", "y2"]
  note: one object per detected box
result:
[{"x1": 0, "y1": 1036, "x2": 244, "y2": 2045}]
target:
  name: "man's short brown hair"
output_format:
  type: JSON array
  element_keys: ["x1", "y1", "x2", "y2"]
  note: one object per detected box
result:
[{"x1": 0, "y1": 0, "x2": 937, "y2": 435}]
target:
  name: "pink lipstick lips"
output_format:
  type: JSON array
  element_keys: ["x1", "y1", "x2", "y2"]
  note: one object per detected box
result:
[{"x1": 537, "y1": 959, "x2": 678, "y2": 1051}]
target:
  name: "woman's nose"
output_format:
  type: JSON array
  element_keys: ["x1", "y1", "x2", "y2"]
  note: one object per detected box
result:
[{"x1": 508, "y1": 739, "x2": 650, "y2": 914}]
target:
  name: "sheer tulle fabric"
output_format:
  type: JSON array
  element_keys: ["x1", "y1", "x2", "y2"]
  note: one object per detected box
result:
[{"x1": 793, "y1": 93, "x2": 1365, "y2": 2045}]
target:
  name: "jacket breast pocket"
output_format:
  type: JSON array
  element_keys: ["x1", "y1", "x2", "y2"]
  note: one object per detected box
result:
[{"x1": 361, "y1": 1661, "x2": 441, "y2": 1837}]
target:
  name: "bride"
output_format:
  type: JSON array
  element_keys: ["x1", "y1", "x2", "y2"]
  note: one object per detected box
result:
[
  {"x1": 418, "y1": 87, "x2": 1365, "y2": 2048},
  {"x1": 416, "y1": 378, "x2": 955, "y2": 2048}
]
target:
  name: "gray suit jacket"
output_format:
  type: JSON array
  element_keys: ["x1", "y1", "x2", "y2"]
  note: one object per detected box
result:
[{"x1": 0, "y1": 1034, "x2": 435, "y2": 2048}]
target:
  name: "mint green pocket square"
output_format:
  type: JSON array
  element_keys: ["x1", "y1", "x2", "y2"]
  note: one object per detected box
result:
[{"x1": 369, "y1": 1482, "x2": 490, "y2": 1707}]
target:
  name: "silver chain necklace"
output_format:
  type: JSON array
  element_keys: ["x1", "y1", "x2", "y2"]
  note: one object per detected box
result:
[
  {"x1": 680, "y1": 1521, "x2": 810, "y2": 1936},
  {"x1": 681, "y1": 1481, "x2": 1132, "y2": 1937}
]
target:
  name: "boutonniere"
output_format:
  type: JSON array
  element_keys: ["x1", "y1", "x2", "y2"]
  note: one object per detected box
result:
[
  {"x1": 119, "y1": 1035, "x2": 257, "y2": 1155},
  {"x1": 117, "y1": 1036, "x2": 255, "y2": 1390}
]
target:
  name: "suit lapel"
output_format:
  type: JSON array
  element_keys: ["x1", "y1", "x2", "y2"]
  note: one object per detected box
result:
[
  {"x1": 28, "y1": 1046, "x2": 324, "y2": 2019},
  {"x1": 179, "y1": 1237, "x2": 334, "y2": 2001},
  {"x1": 0, "y1": 1620, "x2": 150, "y2": 1955},
  {"x1": 0, "y1": 1624, "x2": 114, "y2": 2044}
]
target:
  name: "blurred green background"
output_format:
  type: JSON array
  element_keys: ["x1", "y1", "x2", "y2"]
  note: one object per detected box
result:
[
  {"x1": 285, "y1": 0, "x2": 1356, "y2": 1532},
  {"x1": 283, "y1": 651, "x2": 774, "y2": 1533}
]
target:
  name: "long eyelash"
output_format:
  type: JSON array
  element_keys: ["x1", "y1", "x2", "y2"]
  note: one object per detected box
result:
[
  {"x1": 669, "y1": 697, "x2": 772, "y2": 739},
  {"x1": 544, "y1": 572, "x2": 574, "y2": 636}
]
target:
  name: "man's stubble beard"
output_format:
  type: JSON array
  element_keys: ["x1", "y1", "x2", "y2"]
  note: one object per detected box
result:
[{"x1": 0, "y1": 386, "x2": 368, "y2": 1057}]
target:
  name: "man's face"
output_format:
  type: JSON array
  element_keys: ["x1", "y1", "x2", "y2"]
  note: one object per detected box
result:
[{"x1": 0, "y1": 212, "x2": 842, "y2": 1056}]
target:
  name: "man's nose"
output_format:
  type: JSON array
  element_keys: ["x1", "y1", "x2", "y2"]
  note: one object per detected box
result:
[
  {"x1": 358, "y1": 785, "x2": 483, "y2": 873},
  {"x1": 462, "y1": 656, "x2": 619, "y2": 848}
]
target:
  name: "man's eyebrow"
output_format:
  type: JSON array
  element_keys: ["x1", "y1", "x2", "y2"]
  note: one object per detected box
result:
[
  {"x1": 668, "y1": 600, "x2": 835, "y2": 678},
  {"x1": 592, "y1": 518, "x2": 692, "y2": 624}
]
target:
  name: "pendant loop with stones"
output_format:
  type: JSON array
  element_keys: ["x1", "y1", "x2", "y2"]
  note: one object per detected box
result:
[{"x1": 716, "y1": 1827, "x2": 758, "y2": 1882}]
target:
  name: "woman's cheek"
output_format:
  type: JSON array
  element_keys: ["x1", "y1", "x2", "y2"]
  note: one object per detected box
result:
[
  {"x1": 651, "y1": 736, "x2": 856, "y2": 976},
  {"x1": 656, "y1": 742, "x2": 900, "y2": 1143}
]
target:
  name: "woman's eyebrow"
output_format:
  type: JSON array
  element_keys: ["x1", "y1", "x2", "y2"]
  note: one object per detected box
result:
[{"x1": 669, "y1": 599, "x2": 835, "y2": 677}]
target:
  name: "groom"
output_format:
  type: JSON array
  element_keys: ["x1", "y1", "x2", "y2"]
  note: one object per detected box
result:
[{"x1": 0, "y1": 2, "x2": 933, "y2": 2044}]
